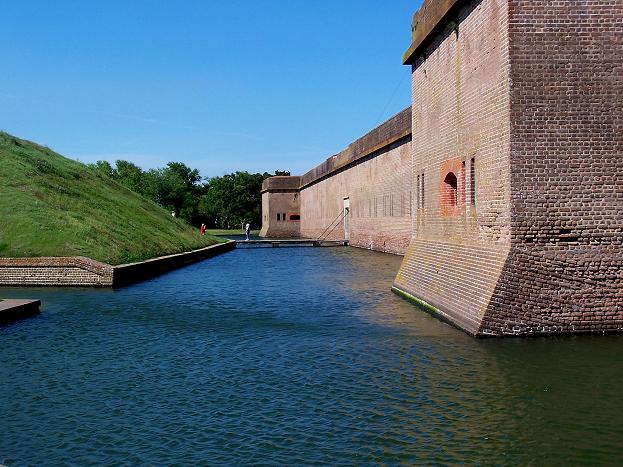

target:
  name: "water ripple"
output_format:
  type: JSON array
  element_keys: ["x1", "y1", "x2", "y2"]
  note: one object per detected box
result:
[{"x1": 1, "y1": 247, "x2": 622, "y2": 465}]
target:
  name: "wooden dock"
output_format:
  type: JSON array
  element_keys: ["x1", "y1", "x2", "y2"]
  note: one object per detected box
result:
[
  {"x1": 235, "y1": 239, "x2": 348, "y2": 248},
  {"x1": 0, "y1": 299, "x2": 41, "y2": 324}
]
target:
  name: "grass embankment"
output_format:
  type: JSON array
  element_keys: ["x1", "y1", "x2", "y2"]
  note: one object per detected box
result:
[{"x1": 0, "y1": 132, "x2": 223, "y2": 265}]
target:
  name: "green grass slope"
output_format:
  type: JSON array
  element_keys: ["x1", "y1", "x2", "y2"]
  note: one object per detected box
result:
[{"x1": 0, "y1": 132, "x2": 222, "y2": 265}]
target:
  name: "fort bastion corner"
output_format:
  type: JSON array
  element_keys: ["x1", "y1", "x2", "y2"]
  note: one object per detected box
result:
[{"x1": 261, "y1": 0, "x2": 622, "y2": 337}]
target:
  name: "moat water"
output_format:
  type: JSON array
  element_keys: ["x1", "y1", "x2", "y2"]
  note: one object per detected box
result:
[{"x1": 1, "y1": 241, "x2": 622, "y2": 465}]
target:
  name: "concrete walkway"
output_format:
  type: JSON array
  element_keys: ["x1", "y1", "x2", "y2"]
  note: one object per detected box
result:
[{"x1": 235, "y1": 239, "x2": 348, "y2": 247}]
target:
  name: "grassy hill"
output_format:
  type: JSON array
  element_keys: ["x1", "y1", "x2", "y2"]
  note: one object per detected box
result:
[{"x1": 0, "y1": 132, "x2": 222, "y2": 265}]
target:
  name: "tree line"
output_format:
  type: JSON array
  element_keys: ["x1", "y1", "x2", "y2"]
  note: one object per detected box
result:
[{"x1": 88, "y1": 160, "x2": 289, "y2": 229}]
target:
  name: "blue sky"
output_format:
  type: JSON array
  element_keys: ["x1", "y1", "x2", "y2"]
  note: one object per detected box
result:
[{"x1": 0, "y1": 0, "x2": 420, "y2": 178}]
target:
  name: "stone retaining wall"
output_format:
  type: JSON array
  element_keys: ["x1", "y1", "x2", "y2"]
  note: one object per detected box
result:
[
  {"x1": 0, "y1": 256, "x2": 114, "y2": 286},
  {"x1": 112, "y1": 241, "x2": 235, "y2": 287},
  {"x1": 0, "y1": 241, "x2": 235, "y2": 287}
]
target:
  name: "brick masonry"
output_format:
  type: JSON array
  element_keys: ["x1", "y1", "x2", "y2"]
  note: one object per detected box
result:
[
  {"x1": 259, "y1": 177, "x2": 302, "y2": 238},
  {"x1": 0, "y1": 257, "x2": 114, "y2": 286},
  {"x1": 479, "y1": 0, "x2": 623, "y2": 335},
  {"x1": 261, "y1": 108, "x2": 413, "y2": 255},
  {"x1": 395, "y1": 0, "x2": 622, "y2": 336},
  {"x1": 0, "y1": 241, "x2": 235, "y2": 287},
  {"x1": 263, "y1": 0, "x2": 622, "y2": 336}
]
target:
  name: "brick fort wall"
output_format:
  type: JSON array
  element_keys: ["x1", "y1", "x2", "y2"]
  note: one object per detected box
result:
[
  {"x1": 260, "y1": 0, "x2": 621, "y2": 336},
  {"x1": 395, "y1": 0, "x2": 622, "y2": 336},
  {"x1": 259, "y1": 177, "x2": 301, "y2": 238},
  {"x1": 262, "y1": 108, "x2": 413, "y2": 255},
  {"x1": 394, "y1": 0, "x2": 513, "y2": 334},
  {"x1": 478, "y1": 0, "x2": 623, "y2": 335}
]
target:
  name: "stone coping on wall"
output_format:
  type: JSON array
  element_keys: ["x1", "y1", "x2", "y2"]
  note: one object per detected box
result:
[
  {"x1": 112, "y1": 240, "x2": 235, "y2": 286},
  {"x1": 0, "y1": 241, "x2": 235, "y2": 287},
  {"x1": 262, "y1": 107, "x2": 412, "y2": 193},
  {"x1": 261, "y1": 176, "x2": 302, "y2": 192},
  {"x1": 403, "y1": 0, "x2": 463, "y2": 65}
]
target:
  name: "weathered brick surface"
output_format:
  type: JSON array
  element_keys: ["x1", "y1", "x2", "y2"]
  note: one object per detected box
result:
[
  {"x1": 261, "y1": 108, "x2": 413, "y2": 254},
  {"x1": 478, "y1": 0, "x2": 623, "y2": 335},
  {"x1": 299, "y1": 137, "x2": 412, "y2": 254},
  {"x1": 394, "y1": 0, "x2": 512, "y2": 333},
  {"x1": 396, "y1": 0, "x2": 622, "y2": 336},
  {"x1": 259, "y1": 184, "x2": 301, "y2": 238},
  {"x1": 0, "y1": 257, "x2": 114, "y2": 286}
]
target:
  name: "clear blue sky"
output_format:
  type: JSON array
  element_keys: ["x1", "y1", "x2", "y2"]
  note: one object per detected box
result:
[{"x1": 0, "y1": 0, "x2": 420, "y2": 178}]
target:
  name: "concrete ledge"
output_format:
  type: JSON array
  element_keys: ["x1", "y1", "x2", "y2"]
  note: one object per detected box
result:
[
  {"x1": 261, "y1": 176, "x2": 302, "y2": 193},
  {"x1": 112, "y1": 240, "x2": 235, "y2": 287},
  {"x1": 403, "y1": 0, "x2": 464, "y2": 65},
  {"x1": 0, "y1": 299, "x2": 41, "y2": 324}
]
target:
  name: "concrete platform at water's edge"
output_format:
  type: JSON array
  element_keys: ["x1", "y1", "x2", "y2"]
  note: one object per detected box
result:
[
  {"x1": 235, "y1": 239, "x2": 349, "y2": 247},
  {"x1": 0, "y1": 299, "x2": 41, "y2": 323}
]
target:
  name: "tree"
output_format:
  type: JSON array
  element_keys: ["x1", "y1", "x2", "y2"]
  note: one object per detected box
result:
[
  {"x1": 199, "y1": 171, "x2": 276, "y2": 229},
  {"x1": 88, "y1": 158, "x2": 287, "y2": 229},
  {"x1": 114, "y1": 160, "x2": 145, "y2": 194},
  {"x1": 89, "y1": 160, "x2": 115, "y2": 178}
]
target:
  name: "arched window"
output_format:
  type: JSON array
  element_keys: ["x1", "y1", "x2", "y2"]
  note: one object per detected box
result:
[{"x1": 443, "y1": 172, "x2": 458, "y2": 207}]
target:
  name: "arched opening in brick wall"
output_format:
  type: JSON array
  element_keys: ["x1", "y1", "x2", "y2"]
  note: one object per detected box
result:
[{"x1": 442, "y1": 172, "x2": 458, "y2": 207}]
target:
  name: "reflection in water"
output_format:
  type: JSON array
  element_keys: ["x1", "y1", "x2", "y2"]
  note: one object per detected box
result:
[{"x1": 0, "y1": 246, "x2": 621, "y2": 465}]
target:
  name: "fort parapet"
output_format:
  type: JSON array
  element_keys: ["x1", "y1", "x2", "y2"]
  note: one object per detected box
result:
[
  {"x1": 261, "y1": 108, "x2": 412, "y2": 253},
  {"x1": 262, "y1": 0, "x2": 622, "y2": 336}
]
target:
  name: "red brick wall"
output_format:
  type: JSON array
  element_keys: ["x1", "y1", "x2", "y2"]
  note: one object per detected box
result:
[
  {"x1": 394, "y1": 0, "x2": 512, "y2": 334},
  {"x1": 396, "y1": 0, "x2": 622, "y2": 336},
  {"x1": 478, "y1": 0, "x2": 623, "y2": 335},
  {"x1": 299, "y1": 138, "x2": 412, "y2": 254},
  {"x1": 259, "y1": 190, "x2": 301, "y2": 238},
  {"x1": 261, "y1": 109, "x2": 413, "y2": 254}
]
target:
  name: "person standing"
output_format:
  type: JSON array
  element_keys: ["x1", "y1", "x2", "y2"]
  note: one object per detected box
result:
[{"x1": 245, "y1": 222, "x2": 251, "y2": 241}]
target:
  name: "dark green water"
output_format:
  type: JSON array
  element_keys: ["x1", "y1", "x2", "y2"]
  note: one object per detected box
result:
[{"x1": 1, "y1": 244, "x2": 622, "y2": 465}]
